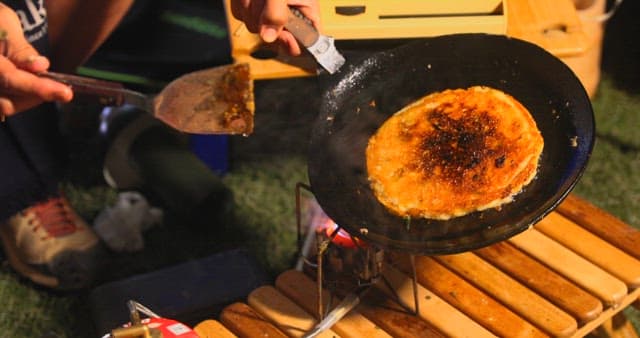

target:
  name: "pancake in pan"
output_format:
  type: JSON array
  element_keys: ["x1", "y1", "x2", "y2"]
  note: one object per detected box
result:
[{"x1": 365, "y1": 86, "x2": 544, "y2": 220}]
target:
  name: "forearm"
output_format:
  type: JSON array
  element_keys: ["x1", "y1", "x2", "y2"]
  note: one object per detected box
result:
[{"x1": 46, "y1": 0, "x2": 133, "y2": 72}]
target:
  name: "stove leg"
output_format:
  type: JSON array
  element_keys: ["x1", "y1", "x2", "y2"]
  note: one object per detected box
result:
[
  {"x1": 317, "y1": 247, "x2": 324, "y2": 320},
  {"x1": 410, "y1": 254, "x2": 420, "y2": 316}
]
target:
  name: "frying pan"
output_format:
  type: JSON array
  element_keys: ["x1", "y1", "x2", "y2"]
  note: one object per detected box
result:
[{"x1": 308, "y1": 34, "x2": 595, "y2": 255}]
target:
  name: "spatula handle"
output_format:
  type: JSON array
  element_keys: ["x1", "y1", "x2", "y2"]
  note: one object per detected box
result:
[
  {"x1": 40, "y1": 71, "x2": 127, "y2": 107},
  {"x1": 285, "y1": 7, "x2": 319, "y2": 48},
  {"x1": 284, "y1": 7, "x2": 345, "y2": 74}
]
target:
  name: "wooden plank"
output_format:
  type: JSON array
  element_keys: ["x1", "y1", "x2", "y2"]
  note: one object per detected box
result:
[
  {"x1": 248, "y1": 285, "x2": 341, "y2": 338},
  {"x1": 435, "y1": 252, "x2": 577, "y2": 337},
  {"x1": 357, "y1": 288, "x2": 446, "y2": 338},
  {"x1": 390, "y1": 253, "x2": 549, "y2": 338},
  {"x1": 275, "y1": 270, "x2": 393, "y2": 338},
  {"x1": 193, "y1": 319, "x2": 237, "y2": 338},
  {"x1": 509, "y1": 228, "x2": 629, "y2": 306},
  {"x1": 557, "y1": 194, "x2": 640, "y2": 260},
  {"x1": 219, "y1": 302, "x2": 288, "y2": 338},
  {"x1": 378, "y1": 264, "x2": 497, "y2": 338},
  {"x1": 535, "y1": 212, "x2": 640, "y2": 288},
  {"x1": 475, "y1": 241, "x2": 603, "y2": 324}
]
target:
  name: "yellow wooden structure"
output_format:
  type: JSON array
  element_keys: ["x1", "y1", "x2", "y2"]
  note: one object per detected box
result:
[{"x1": 223, "y1": 0, "x2": 606, "y2": 97}]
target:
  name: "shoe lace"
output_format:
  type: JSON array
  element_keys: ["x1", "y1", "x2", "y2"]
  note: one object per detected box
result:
[{"x1": 27, "y1": 197, "x2": 78, "y2": 237}]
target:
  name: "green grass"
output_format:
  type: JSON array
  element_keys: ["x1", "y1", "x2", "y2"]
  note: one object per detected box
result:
[
  {"x1": 222, "y1": 155, "x2": 308, "y2": 274},
  {"x1": 572, "y1": 76, "x2": 640, "y2": 332},
  {"x1": 0, "y1": 75, "x2": 638, "y2": 337},
  {"x1": 573, "y1": 77, "x2": 640, "y2": 227}
]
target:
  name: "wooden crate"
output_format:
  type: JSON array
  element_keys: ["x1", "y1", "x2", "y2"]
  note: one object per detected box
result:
[{"x1": 195, "y1": 194, "x2": 640, "y2": 337}]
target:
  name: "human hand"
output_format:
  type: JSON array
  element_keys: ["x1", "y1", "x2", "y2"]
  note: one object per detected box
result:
[
  {"x1": 0, "y1": 3, "x2": 72, "y2": 119},
  {"x1": 229, "y1": 0, "x2": 320, "y2": 56}
]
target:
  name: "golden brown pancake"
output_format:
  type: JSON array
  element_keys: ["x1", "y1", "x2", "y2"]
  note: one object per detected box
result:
[{"x1": 366, "y1": 86, "x2": 543, "y2": 220}]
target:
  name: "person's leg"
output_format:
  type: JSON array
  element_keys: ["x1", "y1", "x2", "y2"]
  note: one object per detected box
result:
[
  {"x1": 0, "y1": 104, "x2": 63, "y2": 218},
  {"x1": 0, "y1": 123, "x2": 51, "y2": 221},
  {"x1": 5, "y1": 103, "x2": 66, "y2": 192},
  {"x1": 0, "y1": 104, "x2": 105, "y2": 290}
]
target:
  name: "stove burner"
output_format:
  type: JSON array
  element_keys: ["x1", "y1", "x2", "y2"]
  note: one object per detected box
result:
[{"x1": 295, "y1": 182, "x2": 420, "y2": 336}]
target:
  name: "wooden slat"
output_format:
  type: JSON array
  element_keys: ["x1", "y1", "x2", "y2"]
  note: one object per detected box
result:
[
  {"x1": 219, "y1": 302, "x2": 288, "y2": 338},
  {"x1": 435, "y1": 252, "x2": 578, "y2": 337},
  {"x1": 535, "y1": 212, "x2": 640, "y2": 288},
  {"x1": 390, "y1": 254, "x2": 549, "y2": 338},
  {"x1": 379, "y1": 264, "x2": 497, "y2": 338},
  {"x1": 557, "y1": 194, "x2": 640, "y2": 260},
  {"x1": 357, "y1": 288, "x2": 446, "y2": 338},
  {"x1": 475, "y1": 241, "x2": 603, "y2": 324},
  {"x1": 193, "y1": 319, "x2": 237, "y2": 338},
  {"x1": 509, "y1": 228, "x2": 628, "y2": 306},
  {"x1": 248, "y1": 285, "x2": 341, "y2": 338},
  {"x1": 275, "y1": 270, "x2": 393, "y2": 338}
]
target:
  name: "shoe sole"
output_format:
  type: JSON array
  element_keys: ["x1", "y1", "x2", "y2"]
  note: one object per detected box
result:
[
  {"x1": 0, "y1": 224, "x2": 60, "y2": 288},
  {"x1": 0, "y1": 224, "x2": 107, "y2": 290}
]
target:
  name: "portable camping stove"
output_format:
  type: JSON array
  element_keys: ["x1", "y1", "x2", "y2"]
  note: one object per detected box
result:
[{"x1": 295, "y1": 183, "x2": 421, "y2": 337}]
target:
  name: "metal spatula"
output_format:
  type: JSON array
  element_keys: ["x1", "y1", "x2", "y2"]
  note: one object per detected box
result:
[{"x1": 43, "y1": 63, "x2": 254, "y2": 135}]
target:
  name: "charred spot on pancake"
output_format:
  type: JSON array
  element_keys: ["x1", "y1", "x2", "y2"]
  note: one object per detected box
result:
[
  {"x1": 495, "y1": 155, "x2": 506, "y2": 168},
  {"x1": 414, "y1": 104, "x2": 508, "y2": 190}
]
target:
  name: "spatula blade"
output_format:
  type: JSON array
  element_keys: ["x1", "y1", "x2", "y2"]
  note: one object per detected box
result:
[{"x1": 153, "y1": 63, "x2": 254, "y2": 135}]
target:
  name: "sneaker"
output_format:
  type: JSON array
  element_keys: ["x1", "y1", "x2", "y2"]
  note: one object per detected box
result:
[{"x1": 0, "y1": 195, "x2": 106, "y2": 290}]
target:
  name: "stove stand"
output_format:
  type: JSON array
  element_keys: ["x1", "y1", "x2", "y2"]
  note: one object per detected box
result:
[{"x1": 294, "y1": 183, "x2": 420, "y2": 337}]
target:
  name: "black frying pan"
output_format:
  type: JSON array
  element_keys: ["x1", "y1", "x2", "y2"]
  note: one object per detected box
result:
[{"x1": 308, "y1": 34, "x2": 595, "y2": 255}]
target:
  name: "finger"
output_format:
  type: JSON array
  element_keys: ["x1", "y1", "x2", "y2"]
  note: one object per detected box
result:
[
  {"x1": 0, "y1": 66, "x2": 72, "y2": 102},
  {"x1": 231, "y1": 0, "x2": 260, "y2": 33},
  {"x1": 261, "y1": 0, "x2": 289, "y2": 27},
  {"x1": 278, "y1": 31, "x2": 302, "y2": 56},
  {"x1": 245, "y1": 0, "x2": 265, "y2": 34},
  {"x1": 288, "y1": 0, "x2": 321, "y2": 30},
  {"x1": 14, "y1": 55, "x2": 50, "y2": 74},
  {"x1": 0, "y1": 96, "x2": 14, "y2": 116},
  {"x1": 0, "y1": 94, "x2": 43, "y2": 117},
  {"x1": 259, "y1": 0, "x2": 289, "y2": 43},
  {"x1": 229, "y1": 0, "x2": 249, "y2": 21}
]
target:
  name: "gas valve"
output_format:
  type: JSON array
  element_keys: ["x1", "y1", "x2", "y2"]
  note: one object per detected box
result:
[{"x1": 108, "y1": 300, "x2": 199, "y2": 338}]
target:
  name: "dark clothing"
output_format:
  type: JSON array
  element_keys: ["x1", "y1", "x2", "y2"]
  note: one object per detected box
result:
[{"x1": 1, "y1": 0, "x2": 66, "y2": 220}]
